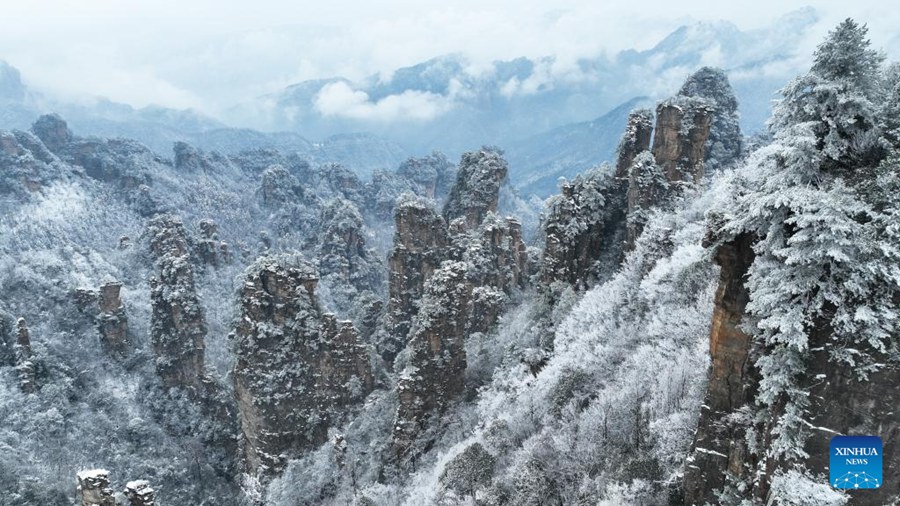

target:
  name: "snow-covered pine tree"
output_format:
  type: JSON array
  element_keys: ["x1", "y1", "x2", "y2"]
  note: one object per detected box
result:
[{"x1": 713, "y1": 18, "x2": 900, "y2": 467}]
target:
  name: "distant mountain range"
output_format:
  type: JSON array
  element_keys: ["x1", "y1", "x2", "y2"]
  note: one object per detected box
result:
[{"x1": 0, "y1": 8, "x2": 820, "y2": 196}]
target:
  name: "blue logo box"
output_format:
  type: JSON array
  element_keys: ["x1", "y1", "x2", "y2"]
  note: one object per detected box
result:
[{"x1": 830, "y1": 435, "x2": 882, "y2": 489}]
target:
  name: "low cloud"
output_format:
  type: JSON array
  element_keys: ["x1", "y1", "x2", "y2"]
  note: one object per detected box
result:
[{"x1": 314, "y1": 81, "x2": 455, "y2": 121}]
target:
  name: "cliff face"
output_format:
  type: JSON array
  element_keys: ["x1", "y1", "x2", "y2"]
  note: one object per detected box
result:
[
  {"x1": 615, "y1": 109, "x2": 654, "y2": 179},
  {"x1": 650, "y1": 99, "x2": 713, "y2": 185},
  {"x1": 0, "y1": 306, "x2": 15, "y2": 366},
  {"x1": 443, "y1": 149, "x2": 508, "y2": 229},
  {"x1": 392, "y1": 261, "x2": 472, "y2": 462},
  {"x1": 625, "y1": 151, "x2": 669, "y2": 249},
  {"x1": 76, "y1": 470, "x2": 115, "y2": 506},
  {"x1": 540, "y1": 169, "x2": 626, "y2": 289},
  {"x1": 31, "y1": 113, "x2": 72, "y2": 154},
  {"x1": 315, "y1": 197, "x2": 385, "y2": 315},
  {"x1": 686, "y1": 233, "x2": 900, "y2": 505},
  {"x1": 684, "y1": 233, "x2": 757, "y2": 505},
  {"x1": 147, "y1": 214, "x2": 209, "y2": 392},
  {"x1": 381, "y1": 197, "x2": 450, "y2": 364},
  {"x1": 232, "y1": 256, "x2": 373, "y2": 477},
  {"x1": 97, "y1": 281, "x2": 129, "y2": 355},
  {"x1": 14, "y1": 318, "x2": 36, "y2": 393},
  {"x1": 677, "y1": 66, "x2": 743, "y2": 170}
]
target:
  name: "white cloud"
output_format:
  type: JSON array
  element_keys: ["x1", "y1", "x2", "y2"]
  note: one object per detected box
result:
[
  {"x1": 0, "y1": 0, "x2": 898, "y2": 119},
  {"x1": 313, "y1": 81, "x2": 454, "y2": 121}
]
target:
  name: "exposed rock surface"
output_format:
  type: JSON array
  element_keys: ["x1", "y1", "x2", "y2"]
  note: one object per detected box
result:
[
  {"x1": 684, "y1": 233, "x2": 756, "y2": 505},
  {"x1": 625, "y1": 151, "x2": 669, "y2": 249},
  {"x1": 614, "y1": 109, "x2": 654, "y2": 179},
  {"x1": 31, "y1": 113, "x2": 72, "y2": 154},
  {"x1": 380, "y1": 196, "x2": 449, "y2": 364},
  {"x1": 147, "y1": 214, "x2": 209, "y2": 392},
  {"x1": 540, "y1": 168, "x2": 626, "y2": 289},
  {"x1": 76, "y1": 469, "x2": 115, "y2": 506},
  {"x1": 459, "y1": 214, "x2": 529, "y2": 294},
  {"x1": 0, "y1": 306, "x2": 14, "y2": 366},
  {"x1": 315, "y1": 198, "x2": 384, "y2": 313},
  {"x1": 650, "y1": 99, "x2": 713, "y2": 184},
  {"x1": 232, "y1": 255, "x2": 374, "y2": 477},
  {"x1": 258, "y1": 164, "x2": 307, "y2": 208},
  {"x1": 686, "y1": 232, "x2": 900, "y2": 505},
  {"x1": 677, "y1": 66, "x2": 742, "y2": 170},
  {"x1": 392, "y1": 261, "x2": 472, "y2": 463},
  {"x1": 193, "y1": 219, "x2": 228, "y2": 267},
  {"x1": 396, "y1": 152, "x2": 456, "y2": 200},
  {"x1": 443, "y1": 149, "x2": 508, "y2": 229},
  {"x1": 124, "y1": 480, "x2": 156, "y2": 506},
  {"x1": 14, "y1": 318, "x2": 36, "y2": 393},
  {"x1": 97, "y1": 281, "x2": 128, "y2": 354}
]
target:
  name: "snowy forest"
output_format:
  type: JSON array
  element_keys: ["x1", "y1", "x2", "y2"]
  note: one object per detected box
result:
[{"x1": 1, "y1": 15, "x2": 899, "y2": 506}]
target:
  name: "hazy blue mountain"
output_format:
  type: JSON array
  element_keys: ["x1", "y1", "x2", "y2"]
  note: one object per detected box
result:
[
  {"x1": 240, "y1": 8, "x2": 818, "y2": 157},
  {"x1": 0, "y1": 8, "x2": 819, "y2": 191},
  {"x1": 508, "y1": 96, "x2": 653, "y2": 197}
]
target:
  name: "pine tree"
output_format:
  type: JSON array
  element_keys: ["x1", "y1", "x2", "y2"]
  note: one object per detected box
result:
[
  {"x1": 714, "y1": 18, "x2": 900, "y2": 465},
  {"x1": 770, "y1": 19, "x2": 886, "y2": 173}
]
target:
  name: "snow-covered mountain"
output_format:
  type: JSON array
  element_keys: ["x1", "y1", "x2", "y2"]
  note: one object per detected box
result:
[
  {"x1": 1, "y1": 8, "x2": 819, "y2": 192},
  {"x1": 234, "y1": 9, "x2": 818, "y2": 151}
]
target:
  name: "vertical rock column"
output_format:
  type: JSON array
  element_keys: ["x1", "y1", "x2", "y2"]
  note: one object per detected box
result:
[
  {"x1": 232, "y1": 256, "x2": 374, "y2": 477},
  {"x1": 625, "y1": 152, "x2": 669, "y2": 249},
  {"x1": 76, "y1": 469, "x2": 116, "y2": 506},
  {"x1": 0, "y1": 307, "x2": 14, "y2": 366},
  {"x1": 614, "y1": 109, "x2": 654, "y2": 179},
  {"x1": 97, "y1": 281, "x2": 128, "y2": 355},
  {"x1": 124, "y1": 480, "x2": 155, "y2": 506},
  {"x1": 683, "y1": 233, "x2": 757, "y2": 505},
  {"x1": 14, "y1": 318, "x2": 36, "y2": 393},
  {"x1": 650, "y1": 99, "x2": 713, "y2": 184},
  {"x1": 392, "y1": 262, "x2": 472, "y2": 462},
  {"x1": 147, "y1": 215, "x2": 209, "y2": 392},
  {"x1": 442, "y1": 148, "x2": 508, "y2": 229},
  {"x1": 381, "y1": 197, "x2": 449, "y2": 364}
]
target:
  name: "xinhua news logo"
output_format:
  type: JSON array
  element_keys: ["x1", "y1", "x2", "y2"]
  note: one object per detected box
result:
[{"x1": 830, "y1": 435, "x2": 882, "y2": 490}]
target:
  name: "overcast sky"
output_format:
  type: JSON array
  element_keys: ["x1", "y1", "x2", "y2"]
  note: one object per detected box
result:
[{"x1": 0, "y1": 1, "x2": 896, "y2": 115}]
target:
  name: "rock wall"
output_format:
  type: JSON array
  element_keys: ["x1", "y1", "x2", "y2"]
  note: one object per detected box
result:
[
  {"x1": 650, "y1": 99, "x2": 713, "y2": 184},
  {"x1": 194, "y1": 219, "x2": 228, "y2": 267},
  {"x1": 232, "y1": 256, "x2": 374, "y2": 477},
  {"x1": 392, "y1": 261, "x2": 472, "y2": 463},
  {"x1": 124, "y1": 480, "x2": 156, "y2": 506},
  {"x1": 443, "y1": 149, "x2": 508, "y2": 229},
  {"x1": 14, "y1": 318, "x2": 36, "y2": 393},
  {"x1": 0, "y1": 306, "x2": 14, "y2": 366},
  {"x1": 540, "y1": 169, "x2": 626, "y2": 289},
  {"x1": 381, "y1": 196, "x2": 449, "y2": 364},
  {"x1": 677, "y1": 66, "x2": 743, "y2": 170},
  {"x1": 683, "y1": 233, "x2": 757, "y2": 505},
  {"x1": 685, "y1": 231, "x2": 900, "y2": 505},
  {"x1": 147, "y1": 215, "x2": 209, "y2": 392},
  {"x1": 615, "y1": 109, "x2": 654, "y2": 179},
  {"x1": 97, "y1": 281, "x2": 129, "y2": 355},
  {"x1": 76, "y1": 469, "x2": 115, "y2": 506},
  {"x1": 625, "y1": 151, "x2": 669, "y2": 249}
]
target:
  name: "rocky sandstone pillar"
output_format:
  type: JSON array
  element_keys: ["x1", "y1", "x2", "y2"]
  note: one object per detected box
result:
[
  {"x1": 232, "y1": 256, "x2": 374, "y2": 477},
  {"x1": 15, "y1": 318, "x2": 36, "y2": 393},
  {"x1": 124, "y1": 480, "x2": 155, "y2": 506},
  {"x1": 392, "y1": 262, "x2": 472, "y2": 463},
  {"x1": 650, "y1": 100, "x2": 713, "y2": 184},
  {"x1": 382, "y1": 197, "x2": 449, "y2": 363},
  {"x1": 76, "y1": 469, "x2": 116, "y2": 506},
  {"x1": 147, "y1": 215, "x2": 209, "y2": 391},
  {"x1": 684, "y1": 233, "x2": 757, "y2": 505},
  {"x1": 98, "y1": 281, "x2": 128, "y2": 354}
]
